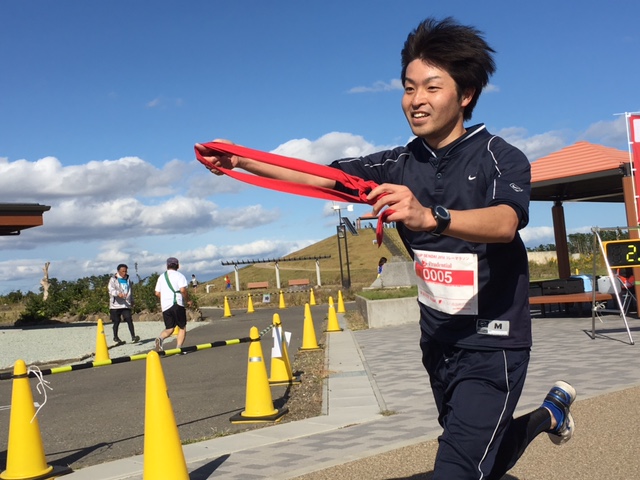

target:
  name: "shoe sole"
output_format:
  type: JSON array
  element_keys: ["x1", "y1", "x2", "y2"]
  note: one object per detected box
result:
[
  {"x1": 548, "y1": 380, "x2": 576, "y2": 445},
  {"x1": 154, "y1": 338, "x2": 163, "y2": 352},
  {"x1": 550, "y1": 412, "x2": 575, "y2": 445}
]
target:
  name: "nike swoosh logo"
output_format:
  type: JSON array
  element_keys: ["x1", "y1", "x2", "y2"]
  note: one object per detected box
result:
[{"x1": 468, "y1": 175, "x2": 477, "y2": 181}]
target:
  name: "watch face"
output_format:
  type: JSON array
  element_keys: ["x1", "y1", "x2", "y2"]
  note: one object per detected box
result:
[{"x1": 435, "y1": 205, "x2": 450, "y2": 220}]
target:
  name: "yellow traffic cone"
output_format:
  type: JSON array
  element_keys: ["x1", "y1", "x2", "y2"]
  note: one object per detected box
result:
[
  {"x1": 247, "y1": 294, "x2": 255, "y2": 314},
  {"x1": 223, "y1": 296, "x2": 232, "y2": 318},
  {"x1": 143, "y1": 351, "x2": 188, "y2": 479},
  {"x1": 337, "y1": 290, "x2": 346, "y2": 313},
  {"x1": 0, "y1": 360, "x2": 71, "y2": 480},
  {"x1": 95, "y1": 318, "x2": 110, "y2": 362},
  {"x1": 230, "y1": 327, "x2": 288, "y2": 423},
  {"x1": 326, "y1": 303, "x2": 343, "y2": 332},
  {"x1": 329, "y1": 296, "x2": 335, "y2": 308},
  {"x1": 269, "y1": 314, "x2": 300, "y2": 386},
  {"x1": 278, "y1": 291, "x2": 286, "y2": 309},
  {"x1": 300, "y1": 303, "x2": 321, "y2": 351},
  {"x1": 309, "y1": 288, "x2": 317, "y2": 306},
  {"x1": 172, "y1": 326, "x2": 180, "y2": 336}
]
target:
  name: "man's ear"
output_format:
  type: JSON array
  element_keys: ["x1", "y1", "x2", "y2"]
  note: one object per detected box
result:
[{"x1": 461, "y1": 88, "x2": 475, "y2": 108}]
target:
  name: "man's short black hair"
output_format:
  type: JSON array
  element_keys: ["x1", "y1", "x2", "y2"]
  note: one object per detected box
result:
[{"x1": 117, "y1": 264, "x2": 128, "y2": 271}]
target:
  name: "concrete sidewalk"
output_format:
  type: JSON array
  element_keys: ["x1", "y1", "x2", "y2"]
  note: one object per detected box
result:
[{"x1": 64, "y1": 312, "x2": 640, "y2": 479}]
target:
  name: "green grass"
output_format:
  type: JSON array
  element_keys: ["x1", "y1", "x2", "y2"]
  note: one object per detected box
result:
[
  {"x1": 194, "y1": 227, "x2": 411, "y2": 307},
  {"x1": 358, "y1": 286, "x2": 418, "y2": 300}
]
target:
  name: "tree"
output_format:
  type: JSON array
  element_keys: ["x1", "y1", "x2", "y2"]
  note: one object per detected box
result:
[
  {"x1": 133, "y1": 273, "x2": 160, "y2": 313},
  {"x1": 567, "y1": 230, "x2": 629, "y2": 256},
  {"x1": 41, "y1": 262, "x2": 50, "y2": 301}
]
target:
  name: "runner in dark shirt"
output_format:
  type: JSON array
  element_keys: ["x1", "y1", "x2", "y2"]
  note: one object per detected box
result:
[{"x1": 196, "y1": 16, "x2": 576, "y2": 480}]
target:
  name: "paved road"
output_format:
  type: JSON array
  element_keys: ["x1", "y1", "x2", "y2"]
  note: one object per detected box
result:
[{"x1": 0, "y1": 305, "x2": 324, "y2": 470}]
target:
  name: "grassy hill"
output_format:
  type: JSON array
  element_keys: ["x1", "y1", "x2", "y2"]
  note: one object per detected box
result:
[{"x1": 195, "y1": 226, "x2": 411, "y2": 308}]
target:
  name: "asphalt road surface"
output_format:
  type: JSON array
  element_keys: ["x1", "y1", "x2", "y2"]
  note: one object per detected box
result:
[{"x1": 0, "y1": 304, "x2": 323, "y2": 470}]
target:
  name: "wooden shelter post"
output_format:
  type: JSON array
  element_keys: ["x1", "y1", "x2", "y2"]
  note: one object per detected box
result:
[{"x1": 552, "y1": 201, "x2": 571, "y2": 279}]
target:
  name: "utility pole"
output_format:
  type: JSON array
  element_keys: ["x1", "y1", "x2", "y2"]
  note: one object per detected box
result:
[{"x1": 333, "y1": 205, "x2": 353, "y2": 288}]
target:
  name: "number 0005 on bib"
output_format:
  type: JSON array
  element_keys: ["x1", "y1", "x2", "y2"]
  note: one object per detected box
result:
[{"x1": 414, "y1": 250, "x2": 478, "y2": 315}]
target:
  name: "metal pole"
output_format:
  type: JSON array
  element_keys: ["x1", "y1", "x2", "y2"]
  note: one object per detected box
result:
[
  {"x1": 342, "y1": 225, "x2": 351, "y2": 288},
  {"x1": 336, "y1": 225, "x2": 344, "y2": 287}
]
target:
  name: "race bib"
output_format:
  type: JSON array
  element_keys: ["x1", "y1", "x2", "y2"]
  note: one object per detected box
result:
[{"x1": 414, "y1": 249, "x2": 478, "y2": 315}]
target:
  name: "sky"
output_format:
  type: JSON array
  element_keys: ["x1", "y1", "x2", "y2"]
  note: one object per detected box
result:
[{"x1": 1, "y1": 0, "x2": 639, "y2": 294}]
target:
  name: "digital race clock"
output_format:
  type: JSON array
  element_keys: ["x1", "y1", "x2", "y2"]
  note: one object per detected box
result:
[{"x1": 604, "y1": 239, "x2": 640, "y2": 268}]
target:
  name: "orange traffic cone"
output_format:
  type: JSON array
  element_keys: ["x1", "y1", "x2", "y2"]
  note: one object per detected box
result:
[
  {"x1": 337, "y1": 290, "x2": 346, "y2": 313},
  {"x1": 269, "y1": 314, "x2": 300, "y2": 386},
  {"x1": 230, "y1": 327, "x2": 288, "y2": 423},
  {"x1": 309, "y1": 288, "x2": 317, "y2": 306},
  {"x1": 95, "y1": 318, "x2": 110, "y2": 362},
  {"x1": 0, "y1": 360, "x2": 71, "y2": 480},
  {"x1": 278, "y1": 291, "x2": 286, "y2": 309},
  {"x1": 223, "y1": 296, "x2": 232, "y2": 318},
  {"x1": 326, "y1": 303, "x2": 343, "y2": 332},
  {"x1": 300, "y1": 303, "x2": 321, "y2": 351},
  {"x1": 247, "y1": 294, "x2": 255, "y2": 314},
  {"x1": 143, "y1": 351, "x2": 188, "y2": 479}
]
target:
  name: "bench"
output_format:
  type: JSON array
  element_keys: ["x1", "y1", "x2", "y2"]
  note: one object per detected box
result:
[
  {"x1": 529, "y1": 292, "x2": 613, "y2": 316},
  {"x1": 288, "y1": 279, "x2": 310, "y2": 287},
  {"x1": 247, "y1": 281, "x2": 269, "y2": 290}
]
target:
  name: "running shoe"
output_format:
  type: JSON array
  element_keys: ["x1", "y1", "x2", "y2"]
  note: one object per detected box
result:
[
  {"x1": 543, "y1": 380, "x2": 576, "y2": 445},
  {"x1": 154, "y1": 337, "x2": 164, "y2": 352}
]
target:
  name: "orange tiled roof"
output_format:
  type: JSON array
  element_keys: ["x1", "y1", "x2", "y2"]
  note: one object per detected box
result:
[{"x1": 531, "y1": 141, "x2": 629, "y2": 183}]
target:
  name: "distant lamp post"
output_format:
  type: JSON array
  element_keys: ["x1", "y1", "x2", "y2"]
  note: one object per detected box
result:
[{"x1": 333, "y1": 204, "x2": 354, "y2": 289}]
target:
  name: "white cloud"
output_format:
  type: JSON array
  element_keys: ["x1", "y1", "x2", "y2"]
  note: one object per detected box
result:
[
  {"x1": 497, "y1": 114, "x2": 634, "y2": 163},
  {"x1": 0, "y1": 197, "x2": 279, "y2": 249},
  {"x1": 520, "y1": 226, "x2": 555, "y2": 245},
  {"x1": 581, "y1": 115, "x2": 629, "y2": 148},
  {"x1": 0, "y1": 154, "x2": 253, "y2": 220},
  {"x1": 495, "y1": 127, "x2": 567, "y2": 161},
  {"x1": 0, "y1": 155, "x2": 185, "y2": 200},
  {"x1": 348, "y1": 79, "x2": 403, "y2": 94},
  {"x1": 272, "y1": 132, "x2": 391, "y2": 163},
  {"x1": 145, "y1": 96, "x2": 184, "y2": 109}
]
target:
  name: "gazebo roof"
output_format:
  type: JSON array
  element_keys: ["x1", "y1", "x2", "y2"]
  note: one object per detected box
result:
[
  {"x1": 0, "y1": 203, "x2": 51, "y2": 236},
  {"x1": 531, "y1": 141, "x2": 631, "y2": 203}
]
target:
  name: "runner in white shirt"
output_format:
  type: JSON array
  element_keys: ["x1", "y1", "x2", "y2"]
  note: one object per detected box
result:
[{"x1": 154, "y1": 257, "x2": 192, "y2": 352}]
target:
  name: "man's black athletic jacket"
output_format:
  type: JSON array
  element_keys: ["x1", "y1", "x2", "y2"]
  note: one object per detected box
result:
[{"x1": 331, "y1": 124, "x2": 532, "y2": 350}]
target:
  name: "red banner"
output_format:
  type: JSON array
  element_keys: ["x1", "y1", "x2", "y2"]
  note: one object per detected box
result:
[{"x1": 629, "y1": 114, "x2": 640, "y2": 225}]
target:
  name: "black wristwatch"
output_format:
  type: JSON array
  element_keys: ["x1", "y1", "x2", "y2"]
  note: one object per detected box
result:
[{"x1": 430, "y1": 205, "x2": 451, "y2": 236}]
